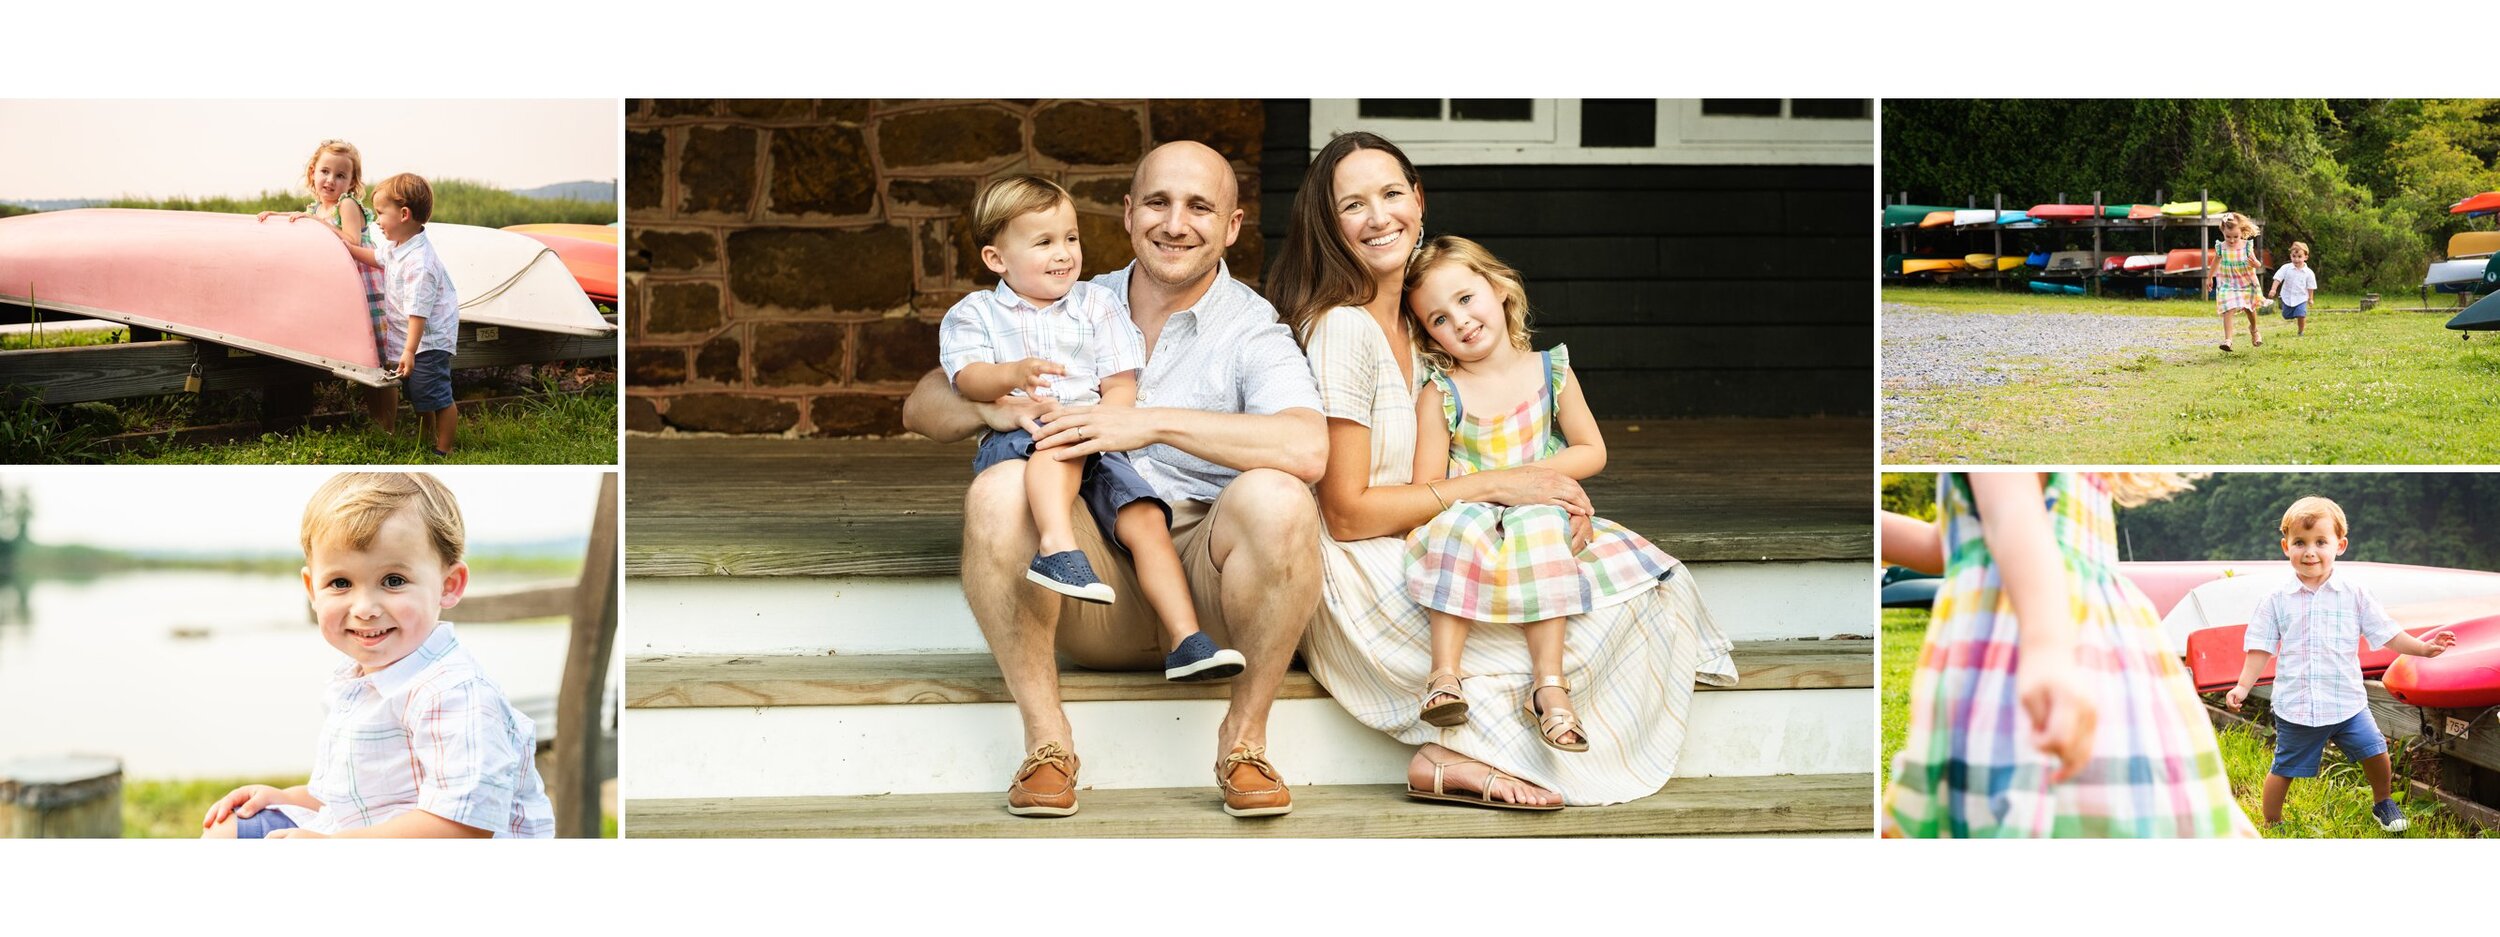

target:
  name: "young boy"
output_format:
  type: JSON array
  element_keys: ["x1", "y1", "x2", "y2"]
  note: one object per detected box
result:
[
  {"x1": 371, "y1": 173, "x2": 461, "y2": 457},
  {"x1": 936, "y1": 174, "x2": 1244, "y2": 692},
  {"x1": 2226, "y1": 496, "x2": 2456, "y2": 832},
  {"x1": 200, "y1": 472, "x2": 554, "y2": 838},
  {"x1": 2268, "y1": 241, "x2": 2319, "y2": 337}
]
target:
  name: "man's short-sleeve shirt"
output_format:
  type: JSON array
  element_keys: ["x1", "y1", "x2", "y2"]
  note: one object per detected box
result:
[{"x1": 1089, "y1": 261, "x2": 1321, "y2": 504}]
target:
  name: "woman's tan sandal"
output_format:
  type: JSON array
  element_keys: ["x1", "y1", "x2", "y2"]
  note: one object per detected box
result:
[
  {"x1": 1525, "y1": 676, "x2": 1590, "y2": 753},
  {"x1": 1419, "y1": 670, "x2": 1469, "y2": 727},
  {"x1": 1404, "y1": 753, "x2": 1562, "y2": 812}
]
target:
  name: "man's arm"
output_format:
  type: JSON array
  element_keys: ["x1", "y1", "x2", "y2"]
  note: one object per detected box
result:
[
  {"x1": 1030, "y1": 404, "x2": 1326, "y2": 484},
  {"x1": 900, "y1": 368, "x2": 1049, "y2": 443}
]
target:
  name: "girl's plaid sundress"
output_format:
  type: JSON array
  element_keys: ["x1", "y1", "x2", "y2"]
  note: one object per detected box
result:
[
  {"x1": 1884, "y1": 473, "x2": 2256, "y2": 837},
  {"x1": 1404, "y1": 346, "x2": 1677, "y2": 624},
  {"x1": 311, "y1": 194, "x2": 392, "y2": 358},
  {"x1": 2213, "y1": 238, "x2": 2262, "y2": 314}
]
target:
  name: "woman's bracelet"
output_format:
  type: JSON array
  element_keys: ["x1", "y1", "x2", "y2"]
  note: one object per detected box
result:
[{"x1": 1427, "y1": 481, "x2": 1448, "y2": 509}]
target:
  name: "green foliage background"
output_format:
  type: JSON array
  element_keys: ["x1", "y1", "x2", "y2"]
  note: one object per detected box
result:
[
  {"x1": 98, "y1": 178, "x2": 613, "y2": 228},
  {"x1": 1884, "y1": 99, "x2": 2500, "y2": 290}
]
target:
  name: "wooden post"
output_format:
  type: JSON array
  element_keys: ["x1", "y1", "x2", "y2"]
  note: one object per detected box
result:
[
  {"x1": 0, "y1": 755, "x2": 121, "y2": 838},
  {"x1": 2092, "y1": 190, "x2": 2104, "y2": 298},
  {"x1": 553, "y1": 472, "x2": 619, "y2": 838}
]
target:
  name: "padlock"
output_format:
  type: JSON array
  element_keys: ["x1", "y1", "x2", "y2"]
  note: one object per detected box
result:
[{"x1": 183, "y1": 361, "x2": 204, "y2": 393}]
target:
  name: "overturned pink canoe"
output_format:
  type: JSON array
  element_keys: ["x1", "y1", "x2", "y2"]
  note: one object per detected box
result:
[{"x1": 0, "y1": 208, "x2": 391, "y2": 385}]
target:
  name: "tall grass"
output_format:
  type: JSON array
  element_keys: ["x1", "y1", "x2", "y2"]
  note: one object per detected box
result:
[{"x1": 98, "y1": 177, "x2": 614, "y2": 228}]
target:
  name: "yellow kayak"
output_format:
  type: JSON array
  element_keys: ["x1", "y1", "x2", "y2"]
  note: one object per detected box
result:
[
  {"x1": 1903, "y1": 258, "x2": 1971, "y2": 274},
  {"x1": 2160, "y1": 200, "x2": 2229, "y2": 217},
  {"x1": 503, "y1": 223, "x2": 619, "y2": 246},
  {"x1": 2449, "y1": 231, "x2": 2500, "y2": 259},
  {"x1": 1963, "y1": 253, "x2": 1998, "y2": 269}
]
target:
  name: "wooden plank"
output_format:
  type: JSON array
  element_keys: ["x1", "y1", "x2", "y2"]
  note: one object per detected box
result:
[
  {"x1": 623, "y1": 418, "x2": 1871, "y2": 578},
  {"x1": 622, "y1": 772, "x2": 1873, "y2": 838},
  {"x1": 453, "y1": 582, "x2": 577, "y2": 623},
  {"x1": 1541, "y1": 325, "x2": 1870, "y2": 370},
  {"x1": 1531, "y1": 279, "x2": 1873, "y2": 326},
  {"x1": 624, "y1": 639, "x2": 1871, "y2": 710},
  {"x1": 0, "y1": 755, "x2": 121, "y2": 838},
  {"x1": 1576, "y1": 370, "x2": 1871, "y2": 419},
  {"x1": 555, "y1": 473, "x2": 621, "y2": 840},
  {"x1": 2, "y1": 325, "x2": 613, "y2": 405},
  {"x1": 1412, "y1": 165, "x2": 1869, "y2": 193}
]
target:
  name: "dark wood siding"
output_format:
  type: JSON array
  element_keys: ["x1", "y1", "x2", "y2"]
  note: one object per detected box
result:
[{"x1": 1260, "y1": 99, "x2": 1870, "y2": 418}]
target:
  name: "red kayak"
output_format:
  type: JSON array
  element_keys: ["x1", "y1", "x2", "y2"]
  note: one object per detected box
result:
[
  {"x1": 2026, "y1": 204, "x2": 2099, "y2": 220},
  {"x1": 2184, "y1": 596, "x2": 2499, "y2": 693},
  {"x1": 2449, "y1": 192, "x2": 2500, "y2": 215},
  {"x1": 2383, "y1": 614, "x2": 2500, "y2": 708},
  {"x1": 2164, "y1": 248, "x2": 2211, "y2": 274},
  {"x1": 510, "y1": 230, "x2": 619, "y2": 304}
]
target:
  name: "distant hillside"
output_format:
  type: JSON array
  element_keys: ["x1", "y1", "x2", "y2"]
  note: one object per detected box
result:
[
  {"x1": 514, "y1": 180, "x2": 616, "y2": 203},
  {"x1": 95, "y1": 178, "x2": 613, "y2": 228},
  {"x1": 1, "y1": 199, "x2": 96, "y2": 212}
]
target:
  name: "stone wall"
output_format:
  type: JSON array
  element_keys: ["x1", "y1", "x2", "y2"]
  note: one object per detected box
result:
[{"x1": 624, "y1": 99, "x2": 1265, "y2": 437}]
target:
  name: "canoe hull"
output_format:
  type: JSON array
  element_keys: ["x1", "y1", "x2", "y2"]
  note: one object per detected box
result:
[
  {"x1": 503, "y1": 223, "x2": 618, "y2": 246},
  {"x1": 424, "y1": 224, "x2": 618, "y2": 337},
  {"x1": 2384, "y1": 615, "x2": 2500, "y2": 708},
  {"x1": 510, "y1": 231, "x2": 620, "y2": 304}
]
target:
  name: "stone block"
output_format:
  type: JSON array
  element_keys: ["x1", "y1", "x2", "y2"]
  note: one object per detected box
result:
[
  {"x1": 809, "y1": 393, "x2": 905, "y2": 437},
  {"x1": 645, "y1": 282, "x2": 724, "y2": 336},
  {"x1": 853, "y1": 317, "x2": 940, "y2": 384},
  {"x1": 888, "y1": 177, "x2": 977, "y2": 214},
  {"x1": 819, "y1": 100, "x2": 870, "y2": 123},
  {"x1": 626, "y1": 395, "x2": 663, "y2": 432},
  {"x1": 917, "y1": 219, "x2": 950, "y2": 283},
  {"x1": 678, "y1": 126, "x2": 758, "y2": 216},
  {"x1": 696, "y1": 332, "x2": 744, "y2": 384},
  {"x1": 626, "y1": 130, "x2": 666, "y2": 213},
  {"x1": 631, "y1": 230, "x2": 719, "y2": 274},
  {"x1": 1067, "y1": 176, "x2": 1129, "y2": 212},
  {"x1": 1035, "y1": 102, "x2": 1143, "y2": 166},
  {"x1": 768, "y1": 125, "x2": 876, "y2": 217},
  {"x1": 727, "y1": 99, "x2": 812, "y2": 121},
  {"x1": 1078, "y1": 212, "x2": 1135, "y2": 278},
  {"x1": 661, "y1": 394, "x2": 799, "y2": 435},
  {"x1": 728, "y1": 226, "x2": 913, "y2": 313},
  {"x1": 653, "y1": 100, "x2": 716, "y2": 119},
  {"x1": 1150, "y1": 100, "x2": 1263, "y2": 165},
  {"x1": 878, "y1": 106, "x2": 1022, "y2": 169},
  {"x1": 627, "y1": 346, "x2": 688, "y2": 387},
  {"x1": 752, "y1": 322, "x2": 849, "y2": 387}
]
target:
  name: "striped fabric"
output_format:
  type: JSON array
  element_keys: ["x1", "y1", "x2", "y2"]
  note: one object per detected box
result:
[
  {"x1": 1405, "y1": 346, "x2": 1677, "y2": 623},
  {"x1": 2214, "y1": 239, "x2": 2262, "y2": 313},
  {"x1": 1885, "y1": 473, "x2": 2256, "y2": 837},
  {"x1": 1090, "y1": 262, "x2": 1323, "y2": 505},
  {"x1": 1298, "y1": 307, "x2": 1736, "y2": 806},
  {"x1": 2247, "y1": 575, "x2": 2404, "y2": 728},
  {"x1": 937, "y1": 280, "x2": 1142, "y2": 408},
  {"x1": 376, "y1": 230, "x2": 459, "y2": 358},
  {"x1": 271, "y1": 623, "x2": 556, "y2": 838},
  {"x1": 310, "y1": 196, "x2": 391, "y2": 359}
]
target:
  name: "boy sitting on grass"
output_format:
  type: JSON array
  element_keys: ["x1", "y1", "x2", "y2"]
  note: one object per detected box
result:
[
  {"x1": 200, "y1": 472, "x2": 553, "y2": 838},
  {"x1": 2226, "y1": 496, "x2": 2456, "y2": 832}
]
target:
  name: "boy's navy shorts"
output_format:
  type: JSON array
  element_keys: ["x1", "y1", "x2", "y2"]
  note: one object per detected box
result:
[{"x1": 972, "y1": 427, "x2": 1168, "y2": 553}]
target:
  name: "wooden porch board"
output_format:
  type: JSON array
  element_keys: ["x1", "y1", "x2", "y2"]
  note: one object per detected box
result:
[
  {"x1": 624, "y1": 417, "x2": 1872, "y2": 578},
  {"x1": 626, "y1": 639, "x2": 1870, "y2": 710},
  {"x1": 624, "y1": 772, "x2": 1873, "y2": 838}
]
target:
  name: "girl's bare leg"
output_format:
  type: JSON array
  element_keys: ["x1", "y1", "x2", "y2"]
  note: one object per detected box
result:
[
  {"x1": 2246, "y1": 308, "x2": 2262, "y2": 345},
  {"x1": 1523, "y1": 615, "x2": 1581, "y2": 747},
  {"x1": 1427, "y1": 609, "x2": 1469, "y2": 707},
  {"x1": 1114, "y1": 501, "x2": 1198, "y2": 650},
  {"x1": 365, "y1": 386, "x2": 396, "y2": 430},
  {"x1": 1025, "y1": 453, "x2": 1084, "y2": 555},
  {"x1": 2220, "y1": 310, "x2": 2236, "y2": 347}
]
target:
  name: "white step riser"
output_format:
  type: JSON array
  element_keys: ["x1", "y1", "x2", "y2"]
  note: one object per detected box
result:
[
  {"x1": 624, "y1": 561, "x2": 1871, "y2": 656},
  {"x1": 621, "y1": 688, "x2": 1870, "y2": 799}
]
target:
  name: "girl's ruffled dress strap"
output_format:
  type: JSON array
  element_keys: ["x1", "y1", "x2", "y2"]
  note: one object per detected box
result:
[{"x1": 1427, "y1": 367, "x2": 1462, "y2": 434}]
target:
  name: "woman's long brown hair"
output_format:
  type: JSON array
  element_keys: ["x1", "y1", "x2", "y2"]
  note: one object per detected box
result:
[{"x1": 1265, "y1": 131, "x2": 1423, "y2": 344}]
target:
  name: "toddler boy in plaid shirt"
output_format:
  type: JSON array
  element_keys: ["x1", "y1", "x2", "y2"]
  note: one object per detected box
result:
[
  {"x1": 2226, "y1": 496, "x2": 2455, "y2": 832},
  {"x1": 200, "y1": 472, "x2": 554, "y2": 838}
]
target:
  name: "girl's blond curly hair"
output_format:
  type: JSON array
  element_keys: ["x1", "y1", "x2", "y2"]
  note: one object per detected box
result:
[
  {"x1": 1401, "y1": 235, "x2": 1534, "y2": 374},
  {"x1": 2094, "y1": 472, "x2": 2204, "y2": 507}
]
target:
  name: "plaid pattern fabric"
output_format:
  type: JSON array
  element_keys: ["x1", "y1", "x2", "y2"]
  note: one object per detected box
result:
[
  {"x1": 310, "y1": 197, "x2": 390, "y2": 359},
  {"x1": 1298, "y1": 308, "x2": 1737, "y2": 805},
  {"x1": 376, "y1": 230, "x2": 458, "y2": 359},
  {"x1": 937, "y1": 280, "x2": 1142, "y2": 408},
  {"x1": 1884, "y1": 473, "x2": 2256, "y2": 838},
  {"x1": 2247, "y1": 576, "x2": 2404, "y2": 727},
  {"x1": 272, "y1": 623, "x2": 556, "y2": 838},
  {"x1": 2214, "y1": 239, "x2": 2262, "y2": 312},
  {"x1": 1404, "y1": 346, "x2": 1676, "y2": 624}
]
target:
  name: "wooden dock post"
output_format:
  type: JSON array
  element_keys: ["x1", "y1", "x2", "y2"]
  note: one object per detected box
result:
[
  {"x1": 0, "y1": 755, "x2": 122, "y2": 838},
  {"x1": 554, "y1": 472, "x2": 619, "y2": 838}
]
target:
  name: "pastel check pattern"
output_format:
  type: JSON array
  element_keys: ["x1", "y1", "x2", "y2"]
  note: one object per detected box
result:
[
  {"x1": 2246, "y1": 575, "x2": 2403, "y2": 728},
  {"x1": 2214, "y1": 239, "x2": 2262, "y2": 313}
]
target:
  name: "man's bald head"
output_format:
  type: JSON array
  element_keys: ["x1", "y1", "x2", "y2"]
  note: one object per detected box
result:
[
  {"x1": 1132, "y1": 140, "x2": 1238, "y2": 210},
  {"x1": 1123, "y1": 140, "x2": 1243, "y2": 290}
]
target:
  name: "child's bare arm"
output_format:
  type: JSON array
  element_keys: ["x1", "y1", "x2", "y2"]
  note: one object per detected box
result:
[
  {"x1": 2225, "y1": 649, "x2": 2274, "y2": 711},
  {"x1": 1098, "y1": 370, "x2": 1138, "y2": 409},
  {"x1": 1880, "y1": 511, "x2": 1944, "y2": 573},
  {"x1": 1969, "y1": 473, "x2": 2096, "y2": 782},
  {"x1": 1527, "y1": 367, "x2": 1606, "y2": 481},
  {"x1": 273, "y1": 808, "x2": 493, "y2": 839},
  {"x1": 1411, "y1": 380, "x2": 1452, "y2": 486},
  {"x1": 201, "y1": 783, "x2": 319, "y2": 829},
  {"x1": 333, "y1": 200, "x2": 380, "y2": 268},
  {"x1": 955, "y1": 358, "x2": 1063, "y2": 403},
  {"x1": 2388, "y1": 631, "x2": 2458, "y2": 657}
]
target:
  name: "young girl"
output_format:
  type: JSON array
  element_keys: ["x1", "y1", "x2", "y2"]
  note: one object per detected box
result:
[
  {"x1": 257, "y1": 139, "x2": 396, "y2": 426},
  {"x1": 1399, "y1": 236, "x2": 1679, "y2": 755},
  {"x1": 2207, "y1": 212, "x2": 2266, "y2": 352},
  {"x1": 1882, "y1": 472, "x2": 2257, "y2": 837}
]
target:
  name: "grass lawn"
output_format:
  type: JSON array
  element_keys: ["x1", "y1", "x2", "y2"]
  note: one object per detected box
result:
[
  {"x1": 1885, "y1": 285, "x2": 2500, "y2": 463},
  {"x1": 1879, "y1": 606, "x2": 2479, "y2": 837},
  {"x1": 125, "y1": 776, "x2": 618, "y2": 839},
  {"x1": 98, "y1": 386, "x2": 616, "y2": 464}
]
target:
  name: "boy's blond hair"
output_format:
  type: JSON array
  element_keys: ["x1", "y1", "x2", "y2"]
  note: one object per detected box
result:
[
  {"x1": 2279, "y1": 495, "x2": 2348, "y2": 538},
  {"x1": 302, "y1": 472, "x2": 465, "y2": 568},
  {"x1": 971, "y1": 174, "x2": 1072, "y2": 247},
  {"x1": 370, "y1": 173, "x2": 435, "y2": 226},
  {"x1": 2290, "y1": 240, "x2": 2310, "y2": 258}
]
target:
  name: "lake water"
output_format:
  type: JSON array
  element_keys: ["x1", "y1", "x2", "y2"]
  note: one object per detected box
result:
[{"x1": 0, "y1": 570, "x2": 579, "y2": 779}]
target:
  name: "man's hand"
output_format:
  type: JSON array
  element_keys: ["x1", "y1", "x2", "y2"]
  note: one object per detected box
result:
[
  {"x1": 987, "y1": 393, "x2": 1052, "y2": 434},
  {"x1": 1030, "y1": 403, "x2": 1160, "y2": 460}
]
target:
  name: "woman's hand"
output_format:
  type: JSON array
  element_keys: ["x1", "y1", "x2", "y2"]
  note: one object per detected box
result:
[
  {"x1": 202, "y1": 784, "x2": 286, "y2": 828},
  {"x1": 2016, "y1": 647, "x2": 2097, "y2": 783},
  {"x1": 1480, "y1": 465, "x2": 1591, "y2": 516}
]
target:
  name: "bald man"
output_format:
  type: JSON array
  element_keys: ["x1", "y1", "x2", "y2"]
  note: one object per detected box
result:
[{"x1": 902, "y1": 141, "x2": 1328, "y2": 819}]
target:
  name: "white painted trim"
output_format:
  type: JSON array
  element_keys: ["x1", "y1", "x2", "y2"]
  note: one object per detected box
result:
[{"x1": 1307, "y1": 98, "x2": 1872, "y2": 167}]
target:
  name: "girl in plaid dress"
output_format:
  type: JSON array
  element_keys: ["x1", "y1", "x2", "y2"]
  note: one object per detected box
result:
[
  {"x1": 1882, "y1": 472, "x2": 2256, "y2": 837},
  {"x1": 2209, "y1": 213, "x2": 2266, "y2": 352},
  {"x1": 257, "y1": 139, "x2": 398, "y2": 427},
  {"x1": 1400, "y1": 237, "x2": 1679, "y2": 754}
]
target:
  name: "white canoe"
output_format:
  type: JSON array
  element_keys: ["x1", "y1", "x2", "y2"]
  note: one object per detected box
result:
[
  {"x1": 2156, "y1": 561, "x2": 2500, "y2": 655},
  {"x1": 2425, "y1": 258, "x2": 2488, "y2": 287},
  {"x1": 0, "y1": 208, "x2": 391, "y2": 385},
  {"x1": 422, "y1": 223, "x2": 617, "y2": 337}
]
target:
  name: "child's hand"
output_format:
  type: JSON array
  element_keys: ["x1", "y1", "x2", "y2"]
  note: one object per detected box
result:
[
  {"x1": 2016, "y1": 654, "x2": 2098, "y2": 783},
  {"x1": 255, "y1": 210, "x2": 277, "y2": 222},
  {"x1": 263, "y1": 828, "x2": 327, "y2": 840},
  {"x1": 202, "y1": 784, "x2": 286, "y2": 828},
  {"x1": 2224, "y1": 684, "x2": 2250, "y2": 712},
  {"x1": 395, "y1": 353, "x2": 415, "y2": 380},
  {"x1": 1011, "y1": 357, "x2": 1066, "y2": 398},
  {"x1": 2424, "y1": 630, "x2": 2458, "y2": 656}
]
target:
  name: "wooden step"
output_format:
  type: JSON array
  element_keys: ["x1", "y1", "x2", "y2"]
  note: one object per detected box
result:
[
  {"x1": 625, "y1": 639, "x2": 1870, "y2": 710},
  {"x1": 624, "y1": 417, "x2": 1872, "y2": 578},
  {"x1": 624, "y1": 772, "x2": 1872, "y2": 838}
]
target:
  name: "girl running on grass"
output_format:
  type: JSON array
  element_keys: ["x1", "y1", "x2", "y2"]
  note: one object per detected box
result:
[
  {"x1": 2209, "y1": 213, "x2": 2267, "y2": 352},
  {"x1": 1882, "y1": 472, "x2": 2257, "y2": 837}
]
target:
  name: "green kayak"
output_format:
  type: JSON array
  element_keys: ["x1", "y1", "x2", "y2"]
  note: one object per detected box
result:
[{"x1": 1884, "y1": 204, "x2": 1958, "y2": 228}]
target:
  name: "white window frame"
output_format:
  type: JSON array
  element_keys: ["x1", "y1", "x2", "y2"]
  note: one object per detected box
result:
[{"x1": 1309, "y1": 98, "x2": 1871, "y2": 167}]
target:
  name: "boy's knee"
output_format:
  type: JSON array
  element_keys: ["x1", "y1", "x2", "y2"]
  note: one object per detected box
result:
[{"x1": 201, "y1": 816, "x2": 240, "y2": 839}]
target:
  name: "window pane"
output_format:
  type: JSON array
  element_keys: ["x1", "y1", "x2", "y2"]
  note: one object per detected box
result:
[
  {"x1": 1357, "y1": 99, "x2": 1442, "y2": 120},
  {"x1": 1449, "y1": 99, "x2": 1533, "y2": 122},
  {"x1": 1791, "y1": 99, "x2": 1870, "y2": 120},
  {"x1": 1579, "y1": 99, "x2": 1657, "y2": 148},
  {"x1": 1701, "y1": 99, "x2": 1782, "y2": 117}
]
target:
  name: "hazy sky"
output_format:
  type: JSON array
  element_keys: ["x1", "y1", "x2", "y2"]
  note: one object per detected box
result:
[
  {"x1": 0, "y1": 100, "x2": 617, "y2": 201},
  {"x1": 7, "y1": 468, "x2": 607, "y2": 553}
]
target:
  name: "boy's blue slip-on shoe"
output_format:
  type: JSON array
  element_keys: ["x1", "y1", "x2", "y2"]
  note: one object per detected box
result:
[
  {"x1": 1027, "y1": 550, "x2": 1114, "y2": 604},
  {"x1": 1165, "y1": 631, "x2": 1246, "y2": 683},
  {"x1": 2373, "y1": 799, "x2": 2409, "y2": 833}
]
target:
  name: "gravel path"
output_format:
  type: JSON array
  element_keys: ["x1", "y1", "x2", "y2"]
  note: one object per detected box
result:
[{"x1": 1882, "y1": 304, "x2": 2212, "y2": 459}]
